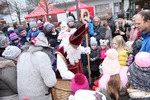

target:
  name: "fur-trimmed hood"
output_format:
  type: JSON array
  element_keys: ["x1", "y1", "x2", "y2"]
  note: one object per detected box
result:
[{"x1": 0, "y1": 57, "x2": 15, "y2": 68}]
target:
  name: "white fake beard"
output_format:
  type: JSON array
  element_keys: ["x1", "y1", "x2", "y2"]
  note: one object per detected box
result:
[{"x1": 60, "y1": 38, "x2": 81, "y2": 65}]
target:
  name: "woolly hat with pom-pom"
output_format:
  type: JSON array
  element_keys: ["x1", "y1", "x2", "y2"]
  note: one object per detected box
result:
[
  {"x1": 102, "y1": 48, "x2": 120, "y2": 75},
  {"x1": 71, "y1": 73, "x2": 89, "y2": 94},
  {"x1": 135, "y1": 52, "x2": 150, "y2": 67},
  {"x1": 127, "y1": 52, "x2": 150, "y2": 92},
  {"x1": 90, "y1": 37, "x2": 97, "y2": 46}
]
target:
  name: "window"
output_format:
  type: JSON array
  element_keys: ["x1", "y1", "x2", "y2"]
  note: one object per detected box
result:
[{"x1": 95, "y1": 3, "x2": 110, "y2": 18}]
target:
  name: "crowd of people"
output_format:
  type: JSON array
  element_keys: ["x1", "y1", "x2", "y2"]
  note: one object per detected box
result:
[{"x1": 0, "y1": 9, "x2": 150, "y2": 100}]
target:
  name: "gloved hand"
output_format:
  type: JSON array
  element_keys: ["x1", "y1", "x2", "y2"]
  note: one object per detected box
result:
[
  {"x1": 93, "y1": 57, "x2": 96, "y2": 61},
  {"x1": 90, "y1": 58, "x2": 94, "y2": 61},
  {"x1": 85, "y1": 47, "x2": 91, "y2": 54},
  {"x1": 90, "y1": 58, "x2": 96, "y2": 61},
  {"x1": 26, "y1": 38, "x2": 30, "y2": 42},
  {"x1": 99, "y1": 64, "x2": 103, "y2": 75}
]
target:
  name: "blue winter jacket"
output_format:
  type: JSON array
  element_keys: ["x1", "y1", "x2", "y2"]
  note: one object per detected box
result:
[
  {"x1": 26, "y1": 29, "x2": 40, "y2": 41},
  {"x1": 140, "y1": 32, "x2": 150, "y2": 53}
]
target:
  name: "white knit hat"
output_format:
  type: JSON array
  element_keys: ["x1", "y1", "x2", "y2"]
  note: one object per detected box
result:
[
  {"x1": 67, "y1": 16, "x2": 74, "y2": 23},
  {"x1": 2, "y1": 46, "x2": 21, "y2": 59},
  {"x1": 90, "y1": 37, "x2": 97, "y2": 46}
]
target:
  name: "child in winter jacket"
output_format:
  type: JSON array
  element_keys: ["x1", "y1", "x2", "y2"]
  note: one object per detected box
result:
[
  {"x1": 26, "y1": 21, "x2": 40, "y2": 42},
  {"x1": 90, "y1": 37, "x2": 100, "y2": 84}
]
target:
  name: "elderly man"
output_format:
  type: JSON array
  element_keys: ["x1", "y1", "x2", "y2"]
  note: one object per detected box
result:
[
  {"x1": 135, "y1": 10, "x2": 150, "y2": 52},
  {"x1": 93, "y1": 16, "x2": 107, "y2": 44}
]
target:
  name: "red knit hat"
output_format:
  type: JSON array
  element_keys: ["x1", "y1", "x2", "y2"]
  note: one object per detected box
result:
[
  {"x1": 71, "y1": 73, "x2": 89, "y2": 94},
  {"x1": 69, "y1": 24, "x2": 88, "y2": 47}
]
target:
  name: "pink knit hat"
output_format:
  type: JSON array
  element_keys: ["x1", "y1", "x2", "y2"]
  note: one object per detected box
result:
[
  {"x1": 102, "y1": 48, "x2": 120, "y2": 75},
  {"x1": 71, "y1": 73, "x2": 89, "y2": 94},
  {"x1": 135, "y1": 52, "x2": 150, "y2": 67}
]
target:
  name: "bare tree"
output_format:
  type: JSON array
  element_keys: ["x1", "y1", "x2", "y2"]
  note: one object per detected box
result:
[
  {"x1": 8, "y1": 0, "x2": 27, "y2": 24},
  {"x1": 39, "y1": 0, "x2": 56, "y2": 21},
  {"x1": 26, "y1": 0, "x2": 57, "y2": 21},
  {"x1": 54, "y1": 0, "x2": 71, "y2": 11},
  {"x1": 0, "y1": 0, "x2": 9, "y2": 15},
  {"x1": 25, "y1": 0, "x2": 40, "y2": 13},
  {"x1": 26, "y1": 0, "x2": 56, "y2": 13}
]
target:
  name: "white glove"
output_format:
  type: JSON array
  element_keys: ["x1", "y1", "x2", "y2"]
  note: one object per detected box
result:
[
  {"x1": 99, "y1": 64, "x2": 103, "y2": 75},
  {"x1": 85, "y1": 47, "x2": 91, "y2": 54},
  {"x1": 26, "y1": 38, "x2": 30, "y2": 41}
]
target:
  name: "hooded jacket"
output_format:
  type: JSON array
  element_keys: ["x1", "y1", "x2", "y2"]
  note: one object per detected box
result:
[{"x1": 17, "y1": 45, "x2": 57, "y2": 100}]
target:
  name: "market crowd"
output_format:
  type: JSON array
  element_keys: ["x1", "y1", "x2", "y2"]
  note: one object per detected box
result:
[{"x1": 1, "y1": 9, "x2": 150, "y2": 100}]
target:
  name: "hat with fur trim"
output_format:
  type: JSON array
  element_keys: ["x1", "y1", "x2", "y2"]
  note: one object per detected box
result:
[
  {"x1": 102, "y1": 48, "x2": 120, "y2": 75},
  {"x1": 2, "y1": 46, "x2": 21, "y2": 59},
  {"x1": 69, "y1": 24, "x2": 88, "y2": 47},
  {"x1": 71, "y1": 73, "x2": 89, "y2": 94}
]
